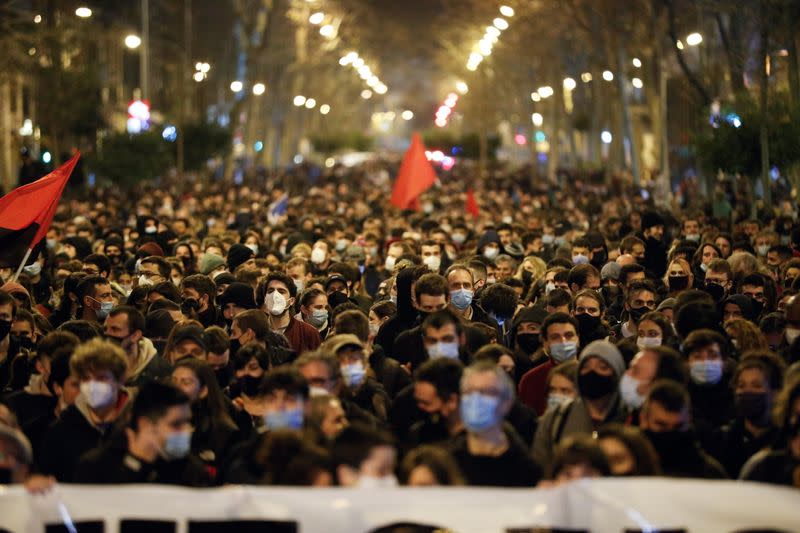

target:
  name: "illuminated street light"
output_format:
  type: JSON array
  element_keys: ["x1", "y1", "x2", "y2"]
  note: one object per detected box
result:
[
  {"x1": 499, "y1": 5, "x2": 515, "y2": 17},
  {"x1": 309, "y1": 12, "x2": 325, "y2": 25},
  {"x1": 252, "y1": 83, "x2": 266, "y2": 95},
  {"x1": 602, "y1": 70, "x2": 614, "y2": 81},
  {"x1": 75, "y1": 7, "x2": 92, "y2": 18},
  {"x1": 230, "y1": 81, "x2": 243, "y2": 92},
  {"x1": 563, "y1": 77, "x2": 576, "y2": 91},
  {"x1": 339, "y1": 56, "x2": 351, "y2": 66},
  {"x1": 320, "y1": 104, "x2": 331, "y2": 115},
  {"x1": 581, "y1": 72, "x2": 593, "y2": 82},
  {"x1": 305, "y1": 98, "x2": 316, "y2": 109},
  {"x1": 686, "y1": 32, "x2": 703, "y2": 46},
  {"x1": 402, "y1": 110, "x2": 414, "y2": 120},
  {"x1": 361, "y1": 89, "x2": 373, "y2": 99},
  {"x1": 125, "y1": 35, "x2": 142, "y2": 49},
  {"x1": 632, "y1": 77, "x2": 643, "y2": 89},
  {"x1": 537, "y1": 86, "x2": 554, "y2": 98},
  {"x1": 486, "y1": 26, "x2": 501, "y2": 38},
  {"x1": 493, "y1": 17, "x2": 509, "y2": 30},
  {"x1": 478, "y1": 39, "x2": 493, "y2": 56},
  {"x1": 320, "y1": 24, "x2": 336, "y2": 38},
  {"x1": 374, "y1": 84, "x2": 388, "y2": 95},
  {"x1": 601, "y1": 130, "x2": 613, "y2": 144},
  {"x1": 531, "y1": 92, "x2": 541, "y2": 102},
  {"x1": 293, "y1": 95, "x2": 307, "y2": 106},
  {"x1": 531, "y1": 113, "x2": 543, "y2": 127},
  {"x1": 193, "y1": 72, "x2": 205, "y2": 82},
  {"x1": 33, "y1": 14, "x2": 42, "y2": 24},
  {"x1": 456, "y1": 81, "x2": 469, "y2": 94},
  {"x1": 199, "y1": 62, "x2": 211, "y2": 73},
  {"x1": 632, "y1": 57, "x2": 642, "y2": 68},
  {"x1": 676, "y1": 40, "x2": 684, "y2": 50},
  {"x1": 352, "y1": 58, "x2": 365, "y2": 68}
]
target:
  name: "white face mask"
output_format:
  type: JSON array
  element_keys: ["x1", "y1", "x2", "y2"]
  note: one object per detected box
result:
[
  {"x1": 636, "y1": 336, "x2": 662, "y2": 349},
  {"x1": 786, "y1": 327, "x2": 800, "y2": 345},
  {"x1": 311, "y1": 248, "x2": 327, "y2": 264},
  {"x1": 138, "y1": 274, "x2": 154, "y2": 287},
  {"x1": 245, "y1": 243, "x2": 259, "y2": 255},
  {"x1": 483, "y1": 247, "x2": 499, "y2": 260},
  {"x1": 80, "y1": 380, "x2": 115, "y2": 409},
  {"x1": 423, "y1": 255, "x2": 441, "y2": 272},
  {"x1": 427, "y1": 341, "x2": 460, "y2": 359},
  {"x1": 265, "y1": 291, "x2": 288, "y2": 316},
  {"x1": 384, "y1": 256, "x2": 397, "y2": 271}
]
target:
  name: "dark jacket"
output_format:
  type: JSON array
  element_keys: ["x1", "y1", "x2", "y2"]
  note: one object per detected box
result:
[
  {"x1": 450, "y1": 424, "x2": 542, "y2": 487},
  {"x1": 645, "y1": 429, "x2": 728, "y2": 479},
  {"x1": 741, "y1": 449, "x2": 800, "y2": 486},
  {"x1": 710, "y1": 418, "x2": 778, "y2": 478},
  {"x1": 369, "y1": 344, "x2": 412, "y2": 399},
  {"x1": 374, "y1": 268, "x2": 420, "y2": 359},
  {"x1": 345, "y1": 377, "x2": 391, "y2": 422}
]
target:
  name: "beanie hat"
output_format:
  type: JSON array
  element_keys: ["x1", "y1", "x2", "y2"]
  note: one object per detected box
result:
[
  {"x1": 513, "y1": 305, "x2": 548, "y2": 329},
  {"x1": 641, "y1": 211, "x2": 665, "y2": 232},
  {"x1": 145, "y1": 309, "x2": 176, "y2": 340},
  {"x1": 138, "y1": 242, "x2": 165, "y2": 258},
  {"x1": 218, "y1": 282, "x2": 257, "y2": 310},
  {"x1": 600, "y1": 262, "x2": 622, "y2": 281},
  {"x1": 579, "y1": 340, "x2": 625, "y2": 378},
  {"x1": 200, "y1": 253, "x2": 226, "y2": 275},
  {"x1": 227, "y1": 243, "x2": 255, "y2": 272}
]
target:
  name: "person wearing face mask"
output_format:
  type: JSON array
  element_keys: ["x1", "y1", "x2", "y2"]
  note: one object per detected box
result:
[
  {"x1": 476, "y1": 230, "x2": 503, "y2": 263},
  {"x1": 781, "y1": 294, "x2": 800, "y2": 362},
  {"x1": 180, "y1": 274, "x2": 222, "y2": 329},
  {"x1": 664, "y1": 258, "x2": 693, "y2": 296},
  {"x1": 480, "y1": 282, "x2": 519, "y2": 346},
  {"x1": 544, "y1": 361, "x2": 579, "y2": 414},
  {"x1": 74, "y1": 381, "x2": 210, "y2": 486},
  {"x1": 257, "y1": 273, "x2": 321, "y2": 355},
  {"x1": 639, "y1": 380, "x2": 727, "y2": 478},
  {"x1": 332, "y1": 422, "x2": 398, "y2": 487},
  {"x1": 533, "y1": 340, "x2": 627, "y2": 467},
  {"x1": 199, "y1": 253, "x2": 228, "y2": 281},
  {"x1": 619, "y1": 346, "x2": 686, "y2": 416},
  {"x1": 572, "y1": 289, "x2": 610, "y2": 348},
  {"x1": 450, "y1": 361, "x2": 542, "y2": 487},
  {"x1": 597, "y1": 424, "x2": 662, "y2": 476},
  {"x1": 637, "y1": 211, "x2": 667, "y2": 278},
  {"x1": 77, "y1": 276, "x2": 115, "y2": 325},
  {"x1": 309, "y1": 240, "x2": 332, "y2": 275},
  {"x1": 510, "y1": 306, "x2": 548, "y2": 378},
  {"x1": 104, "y1": 306, "x2": 172, "y2": 388},
  {"x1": 323, "y1": 334, "x2": 390, "y2": 422},
  {"x1": 0, "y1": 422, "x2": 35, "y2": 485},
  {"x1": 405, "y1": 358, "x2": 465, "y2": 451},
  {"x1": 39, "y1": 338, "x2": 132, "y2": 481},
  {"x1": 297, "y1": 288, "x2": 330, "y2": 339},
  {"x1": 709, "y1": 353, "x2": 784, "y2": 478},
  {"x1": 610, "y1": 280, "x2": 658, "y2": 340},
  {"x1": 420, "y1": 239, "x2": 445, "y2": 274},
  {"x1": 518, "y1": 313, "x2": 580, "y2": 415},
  {"x1": 445, "y1": 265, "x2": 497, "y2": 330},
  {"x1": 682, "y1": 329, "x2": 735, "y2": 443}
]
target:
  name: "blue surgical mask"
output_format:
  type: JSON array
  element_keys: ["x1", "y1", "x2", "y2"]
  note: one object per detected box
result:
[
  {"x1": 549, "y1": 341, "x2": 578, "y2": 363},
  {"x1": 460, "y1": 392, "x2": 501, "y2": 433},
  {"x1": 308, "y1": 309, "x2": 328, "y2": 328},
  {"x1": 542, "y1": 234, "x2": 555, "y2": 245},
  {"x1": 162, "y1": 430, "x2": 192, "y2": 460},
  {"x1": 690, "y1": 360, "x2": 723, "y2": 385},
  {"x1": 572, "y1": 254, "x2": 589, "y2": 265},
  {"x1": 342, "y1": 362, "x2": 366, "y2": 388},
  {"x1": 264, "y1": 406, "x2": 304, "y2": 430},
  {"x1": 547, "y1": 393, "x2": 572, "y2": 411},
  {"x1": 450, "y1": 289, "x2": 473, "y2": 310},
  {"x1": 96, "y1": 301, "x2": 114, "y2": 320},
  {"x1": 427, "y1": 341, "x2": 460, "y2": 360}
]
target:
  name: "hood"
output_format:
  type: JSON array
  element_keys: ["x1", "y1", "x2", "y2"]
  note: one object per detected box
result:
[
  {"x1": 394, "y1": 266, "x2": 420, "y2": 319},
  {"x1": 23, "y1": 374, "x2": 52, "y2": 396},
  {"x1": 129, "y1": 337, "x2": 159, "y2": 379},
  {"x1": 476, "y1": 230, "x2": 501, "y2": 252}
]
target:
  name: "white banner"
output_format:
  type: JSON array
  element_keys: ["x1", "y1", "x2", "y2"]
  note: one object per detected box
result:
[{"x1": 0, "y1": 479, "x2": 799, "y2": 533}]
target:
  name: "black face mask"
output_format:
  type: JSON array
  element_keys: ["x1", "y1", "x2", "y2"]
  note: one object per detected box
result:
[
  {"x1": 0, "y1": 319, "x2": 11, "y2": 343},
  {"x1": 575, "y1": 313, "x2": 601, "y2": 335},
  {"x1": 748, "y1": 297, "x2": 764, "y2": 318},
  {"x1": 643, "y1": 429, "x2": 694, "y2": 462},
  {"x1": 601, "y1": 286, "x2": 620, "y2": 305},
  {"x1": 668, "y1": 275, "x2": 689, "y2": 292},
  {"x1": 627, "y1": 306, "x2": 648, "y2": 324},
  {"x1": 735, "y1": 392, "x2": 769, "y2": 423},
  {"x1": 240, "y1": 374, "x2": 262, "y2": 397},
  {"x1": 516, "y1": 333, "x2": 541, "y2": 355},
  {"x1": 704, "y1": 282, "x2": 726, "y2": 302},
  {"x1": 591, "y1": 250, "x2": 608, "y2": 269},
  {"x1": 578, "y1": 370, "x2": 617, "y2": 399},
  {"x1": 10, "y1": 334, "x2": 35, "y2": 351},
  {"x1": 522, "y1": 270, "x2": 533, "y2": 285},
  {"x1": 181, "y1": 298, "x2": 200, "y2": 315},
  {"x1": 214, "y1": 364, "x2": 234, "y2": 389},
  {"x1": 228, "y1": 338, "x2": 241, "y2": 360},
  {"x1": 108, "y1": 254, "x2": 122, "y2": 265}
]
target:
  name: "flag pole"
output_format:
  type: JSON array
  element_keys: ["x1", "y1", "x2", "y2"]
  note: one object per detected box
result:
[{"x1": 10, "y1": 248, "x2": 33, "y2": 283}]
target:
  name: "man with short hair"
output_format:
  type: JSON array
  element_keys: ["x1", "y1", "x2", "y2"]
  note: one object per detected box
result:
[
  {"x1": 567, "y1": 264, "x2": 601, "y2": 293},
  {"x1": 74, "y1": 381, "x2": 210, "y2": 485},
  {"x1": 445, "y1": 265, "x2": 498, "y2": 329},
  {"x1": 180, "y1": 274, "x2": 219, "y2": 328},
  {"x1": 256, "y1": 272, "x2": 321, "y2": 355},
  {"x1": 518, "y1": 312, "x2": 580, "y2": 415},
  {"x1": 406, "y1": 358, "x2": 464, "y2": 449},
  {"x1": 450, "y1": 361, "x2": 542, "y2": 487},
  {"x1": 640, "y1": 380, "x2": 727, "y2": 478},
  {"x1": 420, "y1": 239, "x2": 444, "y2": 274},
  {"x1": 494, "y1": 254, "x2": 517, "y2": 281},
  {"x1": 332, "y1": 422, "x2": 397, "y2": 487},
  {"x1": 704, "y1": 259, "x2": 733, "y2": 299},
  {"x1": 104, "y1": 306, "x2": 171, "y2": 387},
  {"x1": 611, "y1": 280, "x2": 658, "y2": 340},
  {"x1": 40, "y1": 338, "x2": 132, "y2": 481},
  {"x1": 139, "y1": 256, "x2": 170, "y2": 287},
  {"x1": 78, "y1": 275, "x2": 114, "y2": 324}
]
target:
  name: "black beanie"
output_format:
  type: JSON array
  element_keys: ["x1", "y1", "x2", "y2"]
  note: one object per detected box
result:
[{"x1": 227, "y1": 243, "x2": 255, "y2": 272}]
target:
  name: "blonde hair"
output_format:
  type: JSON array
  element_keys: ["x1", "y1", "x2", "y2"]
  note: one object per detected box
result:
[{"x1": 70, "y1": 338, "x2": 128, "y2": 382}]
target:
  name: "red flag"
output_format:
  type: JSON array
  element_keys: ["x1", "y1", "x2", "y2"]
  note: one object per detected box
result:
[
  {"x1": 0, "y1": 153, "x2": 80, "y2": 267},
  {"x1": 390, "y1": 133, "x2": 437, "y2": 210},
  {"x1": 466, "y1": 188, "x2": 480, "y2": 219}
]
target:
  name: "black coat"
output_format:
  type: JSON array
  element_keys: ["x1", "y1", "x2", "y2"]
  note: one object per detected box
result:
[
  {"x1": 449, "y1": 425, "x2": 543, "y2": 487},
  {"x1": 369, "y1": 344, "x2": 412, "y2": 399}
]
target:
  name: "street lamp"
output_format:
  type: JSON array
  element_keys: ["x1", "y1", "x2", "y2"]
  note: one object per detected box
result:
[
  {"x1": 193, "y1": 72, "x2": 204, "y2": 82},
  {"x1": 320, "y1": 104, "x2": 331, "y2": 115},
  {"x1": 531, "y1": 113, "x2": 543, "y2": 127},
  {"x1": 124, "y1": 35, "x2": 142, "y2": 49},
  {"x1": 361, "y1": 89, "x2": 373, "y2": 100},
  {"x1": 293, "y1": 95, "x2": 307, "y2": 107},
  {"x1": 531, "y1": 92, "x2": 541, "y2": 102},
  {"x1": 493, "y1": 17, "x2": 509, "y2": 30},
  {"x1": 686, "y1": 32, "x2": 703, "y2": 46},
  {"x1": 252, "y1": 83, "x2": 266, "y2": 95},
  {"x1": 230, "y1": 81, "x2": 243, "y2": 92},
  {"x1": 401, "y1": 110, "x2": 414, "y2": 121},
  {"x1": 75, "y1": 7, "x2": 92, "y2": 18},
  {"x1": 581, "y1": 72, "x2": 593, "y2": 82},
  {"x1": 456, "y1": 81, "x2": 469, "y2": 94},
  {"x1": 309, "y1": 12, "x2": 325, "y2": 25},
  {"x1": 374, "y1": 84, "x2": 388, "y2": 95},
  {"x1": 632, "y1": 57, "x2": 642, "y2": 68},
  {"x1": 602, "y1": 70, "x2": 614, "y2": 81},
  {"x1": 563, "y1": 77, "x2": 576, "y2": 91},
  {"x1": 499, "y1": 5, "x2": 515, "y2": 17},
  {"x1": 537, "y1": 86, "x2": 554, "y2": 98},
  {"x1": 305, "y1": 98, "x2": 317, "y2": 109},
  {"x1": 320, "y1": 24, "x2": 336, "y2": 38},
  {"x1": 632, "y1": 77, "x2": 643, "y2": 89}
]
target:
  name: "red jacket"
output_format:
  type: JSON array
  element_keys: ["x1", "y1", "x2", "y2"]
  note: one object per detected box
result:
[{"x1": 283, "y1": 316, "x2": 322, "y2": 356}]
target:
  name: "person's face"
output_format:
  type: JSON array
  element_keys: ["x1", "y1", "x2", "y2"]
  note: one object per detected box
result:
[
  {"x1": 224, "y1": 303, "x2": 246, "y2": 320},
  {"x1": 104, "y1": 313, "x2": 133, "y2": 346},
  {"x1": 493, "y1": 261, "x2": 512, "y2": 281},
  {"x1": 581, "y1": 356, "x2": 613, "y2": 380},
  {"x1": 360, "y1": 444, "x2": 397, "y2": 479},
  {"x1": 631, "y1": 244, "x2": 645, "y2": 262},
  {"x1": 688, "y1": 342, "x2": 722, "y2": 363},
  {"x1": 543, "y1": 323, "x2": 578, "y2": 352},
  {"x1": 287, "y1": 264, "x2": 308, "y2": 283},
  {"x1": 701, "y1": 246, "x2": 718, "y2": 266},
  {"x1": 139, "y1": 262, "x2": 165, "y2": 284},
  {"x1": 626, "y1": 350, "x2": 658, "y2": 392},
  {"x1": 387, "y1": 244, "x2": 404, "y2": 259},
  {"x1": 420, "y1": 244, "x2": 441, "y2": 259},
  {"x1": 683, "y1": 220, "x2": 700, "y2": 236},
  {"x1": 646, "y1": 225, "x2": 664, "y2": 240},
  {"x1": 572, "y1": 245, "x2": 591, "y2": 259},
  {"x1": 460, "y1": 371, "x2": 508, "y2": 423},
  {"x1": 498, "y1": 229, "x2": 513, "y2": 246},
  {"x1": 715, "y1": 238, "x2": 731, "y2": 257},
  {"x1": 555, "y1": 462, "x2": 603, "y2": 483},
  {"x1": 57, "y1": 374, "x2": 81, "y2": 406},
  {"x1": 723, "y1": 303, "x2": 744, "y2": 324},
  {"x1": 407, "y1": 465, "x2": 440, "y2": 486},
  {"x1": 422, "y1": 322, "x2": 460, "y2": 348},
  {"x1": 0, "y1": 304, "x2": 13, "y2": 323},
  {"x1": 517, "y1": 321, "x2": 540, "y2": 335},
  {"x1": 320, "y1": 398, "x2": 348, "y2": 438},
  {"x1": 574, "y1": 296, "x2": 601, "y2": 317},
  {"x1": 172, "y1": 339, "x2": 206, "y2": 362},
  {"x1": 152, "y1": 404, "x2": 192, "y2": 450},
  {"x1": 627, "y1": 290, "x2": 656, "y2": 311},
  {"x1": 303, "y1": 294, "x2": 328, "y2": 317},
  {"x1": 234, "y1": 356, "x2": 264, "y2": 379},
  {"x1": 548, "y1": 373, "x2": 576, "y2": 398},
  {"x1": 264, "y1": 389, "x2": 304, "y2": 418},
  {"x1": 641, "y1": 401, "x2": 689, "y2": 432},
  {"x1": 599, "y1": 436, "x2": 637, "y2": 476},
  {"x1": 181, "y1": 287, "x2": 208, "y2": 311},
  {"x1": 11, "y1": 320, "x2": 34, "y2": 342},
  {"x1": 172, "y1": 367, "x2": 205, "y2": 402},
  {"x1": 417, "y1": 293, "x2": 448, "y2": 313},
  {"x1": 299, "y1": 361, "x2": 335, "y2": 392},
  {"x1": 88, "y1": 283, "x2": 114, "y2": 308},
  {"x1": 741, "y1": 284, "x2": 766, "y2": 304},
  {"x1": 326, "y1": 280, "x2": 348, "y2": 296},
  {"x1": 80, "y1": 369, "x2": 120, "y2": 399},
  {"x1": 636, "y1": 319, "x2": 662, "y2": 340},
  {"x1": 206, "y1": 349, "x2": 229, "y2": 370},
  {"x1": 767, "y1": 251, "x2": 782, "y2": 267},
  {"x1": 785, "y1": 267, "x2": 800, "y2": 285},
  {"x1": 624, "y1": 271, "x2": 645, "y2": 288},
  {"x1": 498, "y1": 354, "x2": 516, "y2": 376},
  {"x1": 704, "y1": 271, "x2": 730, "y2": 289},
  {"x1": 667, "y1": 262, "x2": 687, "y2": 278},
  {"x1": 82, "y1": 263, "x2": 101, "y2": 277},
  {"x1": 338, "y1": 347, "x2": 366, "y2": 367},
  {"x1": 414, "y1": 381, "x2": 448, "y2": 415},
  {"x1": 735, "y1": 367, "x2": 769, "y2": 395}
]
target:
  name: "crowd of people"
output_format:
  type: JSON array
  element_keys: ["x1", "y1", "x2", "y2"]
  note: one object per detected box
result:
[{"x1": 0, "y1": 161, "x2": 799, "y2": 491}]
